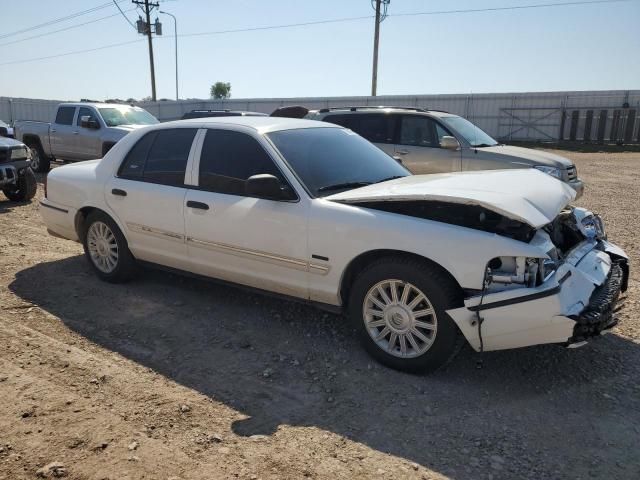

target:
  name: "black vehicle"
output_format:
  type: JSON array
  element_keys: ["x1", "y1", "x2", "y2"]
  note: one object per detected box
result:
[
  {"x1": 0, "y1": 136, "x2": 37, "y2": 202},
  {"x1": 0, "y1": 120, "x2": 15, "y2": 138},
  {"x1": 181, "y1": 109, "x2": 267, "y2": 120}
]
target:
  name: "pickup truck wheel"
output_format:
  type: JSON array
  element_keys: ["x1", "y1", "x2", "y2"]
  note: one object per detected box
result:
[
  {"x1": 27, "y1": 143, "x2": 50, "y2": 173},
  {"x1": 348, "y1": 257, "x2": 463, "y2": 373},
  {"x1": 2, "y1": 168, "x2": 37, "y2": 202},
  {"x1": 82, "y1": 211, "x2": 135, "y2": 283}
]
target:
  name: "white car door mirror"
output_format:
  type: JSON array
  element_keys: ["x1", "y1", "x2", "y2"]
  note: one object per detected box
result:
[
  {"x1": 246, "y1": 174, "x2": 287, "y2": 200},
  {"x1": 440, "y1": 135, "x2": 460, "y2": 151}
]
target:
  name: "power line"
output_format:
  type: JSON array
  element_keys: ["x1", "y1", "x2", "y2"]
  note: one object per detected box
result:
[
  {"x1": 0, "y1": 8, "x2": 138, "y2": 48},
  {"x1": 391, "y1": 0, "x2": 632, "y2": 18},
  {"x1": 0, "y1": 1, "x2": 128, "y2": 40},
  {"x1": 112, "y1": 0, "x2": 137, "y2": 29},
  {"x1": 0, "y1": 39, "x2": 146, "y2": 66},
  {"x1": 0, "y1": 0, "x2": 634, "y2": 67}
]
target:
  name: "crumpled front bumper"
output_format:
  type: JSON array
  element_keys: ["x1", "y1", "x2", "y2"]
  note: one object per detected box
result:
[{"x1": 447, "y1": 241, "x2": 629, "y2": 352}]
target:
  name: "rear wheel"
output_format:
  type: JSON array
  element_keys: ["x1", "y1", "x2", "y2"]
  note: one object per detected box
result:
[
  {"x1": 27, "y1": 141, "x2": 51, "y2": 173},
  {"x1": 2, "y1": 168, "x2": 37, "y2": 202},
  {"x1": 348, "y1": 257, "x2": 463, "y2": 373},
  {"x1": 82, "y1": 211, "x2": 136, "y2": 282}
]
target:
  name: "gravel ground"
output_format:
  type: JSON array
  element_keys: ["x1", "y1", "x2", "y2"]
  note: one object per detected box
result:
[{"x1": 0, "y1": 150, "x2": 639, "y2": 480}]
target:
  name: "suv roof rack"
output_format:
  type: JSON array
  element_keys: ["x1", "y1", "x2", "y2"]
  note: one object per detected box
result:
[
  {"x1": 189, "y1": 109, "x2": 232, "y2": 113},
  {"x1": 317, "y1": 105, "x2": 443, "y2": 113}
]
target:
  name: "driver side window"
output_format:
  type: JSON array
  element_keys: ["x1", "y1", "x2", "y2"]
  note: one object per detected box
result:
[
  {"x1": 77, "y1": 107, "x2": 98, "y2": 126},
  {"x1": 398, "y1": 116, "x2": 439, "y2": 148},
  {"x1": 198, "y1": 129, "x2": 295, "y2": 199}
]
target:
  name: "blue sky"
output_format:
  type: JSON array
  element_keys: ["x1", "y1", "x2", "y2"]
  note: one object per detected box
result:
[{"x1": 1, "y1": 0, "x2": 638, "y2": 101}]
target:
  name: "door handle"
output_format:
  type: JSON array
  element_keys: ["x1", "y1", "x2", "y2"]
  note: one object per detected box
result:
[
  {"x1": 72, "y1": 131, "x2": 79, "y2": 135},
  {"x1": 111, "y1": 188, "x2": 127, "y2": 197},
  {"x1": 396, "y1": 149, "x2": 409, "y2": 155},
  {"x1": 186, "y1": 200, "x2": 209, "y2": 210},
  {"x1": 50, "y1": 129, "x2": 57, "y2": 133}
]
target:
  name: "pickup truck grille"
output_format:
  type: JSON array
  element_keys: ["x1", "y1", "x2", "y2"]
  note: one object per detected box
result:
[{"x1": 566, "y1": 165, "x2": 578, "y2": 181}]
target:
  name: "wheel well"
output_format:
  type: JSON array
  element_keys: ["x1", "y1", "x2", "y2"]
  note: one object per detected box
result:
[
  {"x1": 339, "y1": 249, "x2": 463, "y2": 308},
  {"x1": 22, "y1": 135, "x2": 42, "y2": 150},
  {"x1": 74, "y1": 206, "x2": 100, "y2": 241}
]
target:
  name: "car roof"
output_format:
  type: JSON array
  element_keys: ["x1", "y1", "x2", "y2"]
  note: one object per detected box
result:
[
  {"x1": 163, "y1": 116, "x2": 339, "y2": 134},
  {"x1": 59, "y1": 102, "x2": 143, "y2": 108},
  {"x1": 312, "y1": 107, "x2": 456, "y2": 118}
]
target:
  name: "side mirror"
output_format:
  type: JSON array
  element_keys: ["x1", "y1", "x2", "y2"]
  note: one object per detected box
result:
[
  {"x1": 392, "y1": 155, "x2": 403, "y2": 164},
  {"x1": 440, "y1": 135, "x2": 460, "y2": 151},
  {"x1": 80, "y1": 115, "x2": 100, "y2": 129},
  {"x1": 246, "y1": 174, "x2": 287, "y2": 200}
]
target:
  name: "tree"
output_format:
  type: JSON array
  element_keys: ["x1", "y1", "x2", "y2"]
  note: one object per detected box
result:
[{"x1": 210, "y1": 82, "x2": 231, "y2": 99}]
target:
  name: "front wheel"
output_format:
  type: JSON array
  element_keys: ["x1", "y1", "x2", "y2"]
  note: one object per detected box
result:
[
  {"x1": 2, "y1": 168, "x2": 37, "y2": 202},
  {"x1": 348, "y1": 257, "x2": 463, "y2": 373},
  {"x1": 82, "y1": 211, "x2": 136, "y2": 282}
]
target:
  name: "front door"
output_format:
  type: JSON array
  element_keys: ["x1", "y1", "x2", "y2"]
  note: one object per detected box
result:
[
  {"x1": 184, "y1": 128, "x2": 309, "y2": 299},
  {"x1": 50, "y1": 106, "x2": 77, "y2": 160},
  {"x1": 394, "y1": 115, "x2": 462, "y2": 174},
  {"x1": 75, "y1": 106, "x2": 103, "y2": 160},
  {"x1": 105, "y1": 127, "x2": 199, "y2": 270}
]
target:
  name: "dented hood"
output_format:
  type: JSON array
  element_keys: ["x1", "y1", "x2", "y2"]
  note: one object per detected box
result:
[{"x1": 325, "y1": 169, "x2": 576, "y2": 228}]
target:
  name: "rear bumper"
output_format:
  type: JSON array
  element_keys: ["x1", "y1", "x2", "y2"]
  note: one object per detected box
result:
[
  {"x1": 40, "y1": 199, "x2": 79, "y2": 241},
  {"x1": 447, "y1": 241, "x2": 629, "y2": 352}
]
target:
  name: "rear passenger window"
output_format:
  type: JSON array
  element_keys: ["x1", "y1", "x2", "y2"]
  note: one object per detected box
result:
[
  {"x1": 324, "y1": 113, "x2": 395, "y2": 144},
  {"x1": 118, "y1": 128, "x2": 197, "y2": 186},
  {"x1": 144, "y1": 129, "x2": 197, "y2": 186},
  {"x1": 55, "y1": 107, "x2": 76, "y2": 125},
  {"x1": 119, "y1": 131, "x2": 156, "y2": 179},
  {"x1": 198, "y1": 129, "x2": 289, "y2": 197}
]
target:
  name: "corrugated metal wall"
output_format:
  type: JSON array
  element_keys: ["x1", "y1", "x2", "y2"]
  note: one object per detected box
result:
[{"x1": 2, "y1": 90, "x2": 639, "y2": 142}]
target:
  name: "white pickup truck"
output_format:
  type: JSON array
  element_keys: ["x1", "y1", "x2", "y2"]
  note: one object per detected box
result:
[{"x1": 14, "y1": 102, "x2": 158, "y2": 172}]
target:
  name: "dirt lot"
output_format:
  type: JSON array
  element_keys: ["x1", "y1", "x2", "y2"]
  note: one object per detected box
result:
[{"x1": 1, "y1": 150, "x2": 639, "y2": 480}]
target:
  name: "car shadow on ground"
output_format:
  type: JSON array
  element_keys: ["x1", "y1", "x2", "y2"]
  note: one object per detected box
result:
[{"x1": 9, "y1": 256, "x2": 640, "y2": 479}]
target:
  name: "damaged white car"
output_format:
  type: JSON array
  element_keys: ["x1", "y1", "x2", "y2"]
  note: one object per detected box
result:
[{"x1": 40, "y1": 117, "x2": 629, "y2": 372}]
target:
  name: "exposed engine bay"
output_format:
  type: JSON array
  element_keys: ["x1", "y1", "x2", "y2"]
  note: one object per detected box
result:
[{"x1": 443, "y1": 206, "x2": 629, "y2": 352}]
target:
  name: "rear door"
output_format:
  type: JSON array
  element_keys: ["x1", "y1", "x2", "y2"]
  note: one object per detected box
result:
[
  {"x1": 50, "y1": 106, "x2": 77, "y2": 159},
  {"x1": 105, "y1": 127, "x2": 198, "y2": 270},
  {"x1": 322, "y1": 113, "x2": 396, "y2": 157},
  {"x1": 394, "y1": 115, "x2": 461, "y2": 174},
  {"x1": 184, "y1": 127, "x2": 310, "y2": 299},
  {"x1": 75, "y1": 106, "x2": 103, "y2": 160}
]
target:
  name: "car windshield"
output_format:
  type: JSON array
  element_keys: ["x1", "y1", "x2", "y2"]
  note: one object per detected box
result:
[
  {"x1": 267, "y1": 127, "x2": 410, "y2": 197},
  {"x1": 98, "y1": 107, "x2": 159, "y2": 127},
  {"x1": 440, "y1": 116, "x2": 498, "y2": 147}
]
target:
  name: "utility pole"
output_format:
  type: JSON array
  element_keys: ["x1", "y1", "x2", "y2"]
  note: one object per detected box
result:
[
  {"x1": 133, "y1": 0, "x2": 160, "y2": 101},
  {"x1": 371, "y1": 0, "x2": 381, "y2": 97},
  {"x1": 370, "y1": 0, "x2": 389, "y2": 97}
]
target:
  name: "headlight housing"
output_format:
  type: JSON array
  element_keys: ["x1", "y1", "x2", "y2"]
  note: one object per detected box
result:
[
  {"x1": 533, "y1": 165, "x2": 562, "y2": 179},
  {"x1": 10, "y1": 146, "x2": 29, "y2": 160},
  {"x1": 533, "y1": 165, "x2": 562, "y2": 180}
]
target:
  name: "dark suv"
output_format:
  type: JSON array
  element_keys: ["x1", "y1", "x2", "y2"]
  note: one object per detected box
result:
[{"x1": 0, "y1": 136, "x2": 36, "y2": 202}]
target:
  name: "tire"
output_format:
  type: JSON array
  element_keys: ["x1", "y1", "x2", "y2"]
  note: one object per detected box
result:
[
  {"x1": 2, "y1": 168, "x2": 37, "y2": 202},
  {"x1": 26, "y1": 141, "x2": 51, "y2": 173},
  {"x1": 348, "y1": 256, "x2": 463, "y2": 373},
  {"x1": 82, "y1": 211, "x2": 136, "y2": 283}
]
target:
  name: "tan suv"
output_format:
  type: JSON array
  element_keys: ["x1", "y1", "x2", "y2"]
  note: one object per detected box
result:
[{"x1": 302, "y1": 106, "x2": 584, "y2": 197}]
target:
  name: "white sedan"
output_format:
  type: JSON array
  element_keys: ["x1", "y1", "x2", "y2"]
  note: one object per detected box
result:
[{"x1": 40, "y1": 117, "x2": 629, "y2": 372}]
